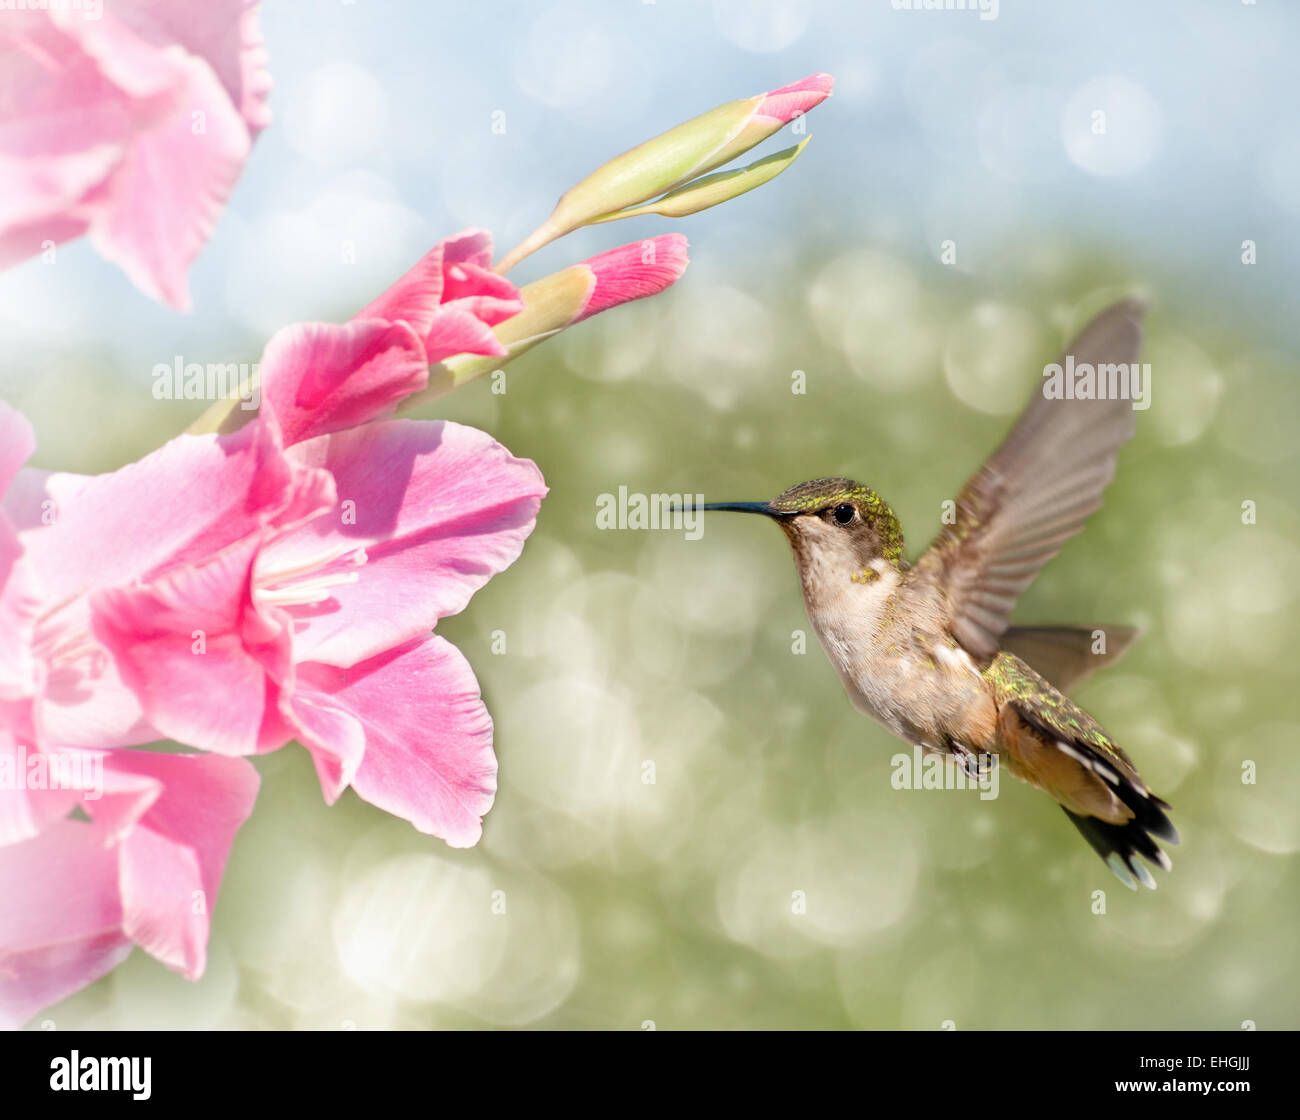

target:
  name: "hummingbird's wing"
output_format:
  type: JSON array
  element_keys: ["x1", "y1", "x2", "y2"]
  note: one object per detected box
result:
[
  {"x1": 916, "y1": 299, "x2": 1145, "y2": 659},
  {"x1": 998, "y1": 624, "x2": 1140, "y2": 693}
]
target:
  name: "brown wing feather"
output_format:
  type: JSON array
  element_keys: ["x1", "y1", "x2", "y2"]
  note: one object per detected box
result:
[
  {"x1": 998, "y1": 624, "x2": 1140, "y2": 693},
  {"x1": 918, "y1": 299, "x2": 1145, "y2": 657}
]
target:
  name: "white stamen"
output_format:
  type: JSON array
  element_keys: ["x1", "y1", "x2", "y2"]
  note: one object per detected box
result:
[
  {"x1": 255, "y1": 570, "x2": 360, "y2": 607},
  {"x1": 48, "y1": 637, "x2": 101, "y2": 668},
  {"x1": 258, "y1": 542, "x2": 367, "y2": 588},
  {"x1": 255, "y1": 543, "x2": 367, "y2": 608}
]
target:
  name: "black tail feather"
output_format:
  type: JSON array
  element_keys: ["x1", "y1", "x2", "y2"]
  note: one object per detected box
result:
[{"x1": 1063, "y1": 792, "x2": 1177, "y2": 890}]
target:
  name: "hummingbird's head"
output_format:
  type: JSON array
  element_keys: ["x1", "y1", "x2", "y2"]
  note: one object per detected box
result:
[{"x1": 703, "y1": 477, "x2": 905, "y2": 588}]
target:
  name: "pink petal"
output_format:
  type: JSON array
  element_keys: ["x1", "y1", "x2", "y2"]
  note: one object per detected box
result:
[
  {"x1": 754, "y1": 72, "x2": 834, "y2": 125},
  {"x1": 34, "y1": 610, "x2": 158, "y2": 751},
  {"x1": 6, "y1": 422, "x2": 325, "y2": 750},
  {"x1": 441, "y1": 261, "x2": 524, "y2": 328},
  {"x1": 5, "y1": 421, "x2": 313, "y2": 607},
  {"x1": 0, "y1": 5, "x2": 264, "y2": 308},
  {"x1": 353, "y1": 230, "x2": 522, "y2": 359},
  {"x1": 0, "y1": 817, "x2": 129, "y2": 1030},
  {"x1": 439, "y1": 229, "x2": 495, "y2": 269},
  {"x1": 0, "y1": 735, "x2": 79, "y2": 847},
  {"x1": 0, "y1": 15, "x2": 137, "y2": 262},
  {"x1": 89, "y1": 751, "x2": 259, "y2": 979},
  {"x1": 353, "y1": 246, "x2": 447, "y2": 336},
  {"x1": 259, "y1": 318, "x2": 431, "y2": 447},
  {"x1": 85, "y1": 48, "x2": 252, "y2": 311},
  {"x1": 105, "y1": 0, "x2": 273, "y2": 138},
  {"x1": 296, "y1": 637, "x2": 496, "y2": 846},
  {"x1": 281, "y1": 690, "x2": 366, "y2": 804},
  {"x1": 352, "y1": 228, "x2": 495, "y2": 331},
  {"x1": 423, "y1": 305, "x2": 509, "y2": 362},
  {"x1": 0, "y1": 747, "x2": 258, "y2": 1020},
  {"x1": 262, "y1": 420, "x2": 546, "y2": 667},
  {"x1": 572, "y1": 234, "x2": 689, "y2": 323},
  {"x1": 90, "y1": 538, "x2": 289, "y2": 756},
  {"x1": 54, "y1": 6, "x2": 201, "y2": 102}
]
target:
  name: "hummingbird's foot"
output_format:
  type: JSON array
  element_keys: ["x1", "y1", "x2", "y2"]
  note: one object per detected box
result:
[{"x1": 948, "y1": 739, "x2": 995, "y2": 784}]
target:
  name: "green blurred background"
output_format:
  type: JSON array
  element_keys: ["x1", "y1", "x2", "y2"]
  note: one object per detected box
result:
[{"x1": 6, "y1": 0, "x2": 1298, "y2": 1029}]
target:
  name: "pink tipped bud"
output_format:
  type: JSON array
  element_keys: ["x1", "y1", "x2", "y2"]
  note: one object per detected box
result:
[
  {"x1": 426, "y1": 235, "x2": 690, "y2": 400},
  {"x1": 754, "y1": 73, "x2": 835, "y2": 125},
  {"x1": 495, "y1": 74, "x2": 832, "y2": 272},
  {"x1": 574, "y1": 234, "x2": 690, "y2": 323}
]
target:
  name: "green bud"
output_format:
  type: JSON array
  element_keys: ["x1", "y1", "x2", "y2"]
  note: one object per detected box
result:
[
  {"x1": 494, "y1": 74, "x2": 831, "y2": 273},
  {"x1": 494, "y1": 96, "x2": 761, "y2": 273},
  {"x1": 588, "y1": 138, "x2": 810, "y2": 222}
]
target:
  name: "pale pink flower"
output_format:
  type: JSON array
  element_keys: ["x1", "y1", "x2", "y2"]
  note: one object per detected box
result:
[
  {"x1": 89, "y1": 417, "x2": 545, "y2": 844},
  {"x1": 1, "y1": 224, "x2": 697, "y2": 852},
  {"x1": 4, "y1": 417, "x2": 333, "y2": 753},
  {"x1": 0, "y1": 402, "x2": 258, "y2": 1027},
  {"x1": 0, "y1": 0, "x2": 271, "y2": 309},
  {"x1": 1, "y1": 226, "x2": 546, "y2": 844},
  {"x1": 0, "y1": 400, "x2": 541, "y2": 849},
  {"x1": 0, "y1": 739, "x2": 259, "y2": 1029},
  {"x1": 0, "y1": 217, "x2": 695, "y2": 1024}
]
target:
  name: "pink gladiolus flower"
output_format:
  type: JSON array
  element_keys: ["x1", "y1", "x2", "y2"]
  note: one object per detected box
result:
[
  {"x1": 0, "y1": 375, "x2": 540, "y2": 1024},
  {"x1": 0, "y1": 741, "x2": 259, "y2": 1029},
  {"x1": 0, "y1": 215, "x2": 694, "y2": 1023},
  {"x1": 2, "y1": 402, "x2": 543, "y2": 848},
  {"x1": 259, "y1": 229, "x2": 524, "y2": 447},
  {"x1": 4, "y1": 417, "x2": 334, "y2": 753},
  {"x1": 357, "y1": 229, "x2": 525, "y2": 362},
  {"x1": 0, "y1": 402, "x2": 259, "y2": 1025},
  {"x1": 442, "y1": 235, "x2": 691, "y2": 388},
  {"x1": 0, "y1": 230, "x2": 544, "y2": 851},
  {"x1": 0, "y1": 0, "x2": 271, "y2": 309},
  {"x1": 89, "y1": 418, "x2": 545, "y2": 844}
]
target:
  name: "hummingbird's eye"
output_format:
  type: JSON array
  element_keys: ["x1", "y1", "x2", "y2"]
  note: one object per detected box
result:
[{"x1": 832, "y1": 503, "x2": 856, "y2": 526}]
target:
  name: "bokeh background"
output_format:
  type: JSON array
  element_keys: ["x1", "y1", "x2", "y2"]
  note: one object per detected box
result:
[{"x1": 5, "y1": 0, "x2": 1298, "y2": 1028}]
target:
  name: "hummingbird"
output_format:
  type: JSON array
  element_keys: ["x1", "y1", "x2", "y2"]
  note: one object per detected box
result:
[{"x1": 701, "y1": 298, "x2": 1176, "y2": 890}]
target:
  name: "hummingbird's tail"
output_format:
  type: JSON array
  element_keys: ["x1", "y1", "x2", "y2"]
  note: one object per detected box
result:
[
  {"x1": 1061, "y1": 788, "x2": 1178, "y2": 891},
  {"x1": 986, "y1": 651, "x2": 1178, "y2": 890}
]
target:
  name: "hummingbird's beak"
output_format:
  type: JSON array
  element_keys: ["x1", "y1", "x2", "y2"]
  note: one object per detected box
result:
[{"x1": 699, "y1": 501, "x2": 789, "y2": 518}]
